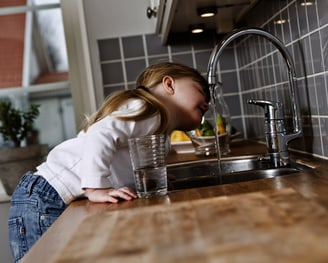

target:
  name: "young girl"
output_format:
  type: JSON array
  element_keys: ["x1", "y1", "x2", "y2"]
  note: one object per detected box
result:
[{"x1": 8, "y1": 62, "x2": 210, "y2": 262}]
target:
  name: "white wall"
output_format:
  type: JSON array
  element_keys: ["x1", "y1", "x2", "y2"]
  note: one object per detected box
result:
[
  {"x1": 84, "y1": 0, "x2": 157, "y2": 108},
  {"x1": 61, "y1": 0, "x2": 157, "y2": 127}
]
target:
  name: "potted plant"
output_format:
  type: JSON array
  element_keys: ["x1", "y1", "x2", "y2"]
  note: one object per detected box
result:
[{"x1": 0, "y1": 101, "x2": 48, "y2": 195}]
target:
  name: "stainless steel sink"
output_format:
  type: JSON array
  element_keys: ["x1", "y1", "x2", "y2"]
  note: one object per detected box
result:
[{"x1": 167, "y1": 156, "x2": 313, "y2": 190}]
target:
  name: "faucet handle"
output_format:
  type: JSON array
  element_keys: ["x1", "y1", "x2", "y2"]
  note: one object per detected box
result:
[
  {"x1": 247, "y1": 99, "x2": 287, "y2": 167},
  {"x1": 247, "y1": 99, "x2": 284, "y2": 120}
]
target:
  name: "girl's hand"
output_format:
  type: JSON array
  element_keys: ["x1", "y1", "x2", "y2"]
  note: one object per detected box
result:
[{"x1": 84, "y1": 187, "x2": 137, "y2": 203}]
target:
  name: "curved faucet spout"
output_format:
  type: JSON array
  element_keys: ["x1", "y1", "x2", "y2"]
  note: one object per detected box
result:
[{"x1": 207, "y1": 27, "x2": 302, "y2": 165}]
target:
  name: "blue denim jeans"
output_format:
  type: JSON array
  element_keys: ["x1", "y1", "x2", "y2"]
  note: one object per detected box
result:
[{"x1": 8, "y1": 172, "x2": 67, "y2": 263}]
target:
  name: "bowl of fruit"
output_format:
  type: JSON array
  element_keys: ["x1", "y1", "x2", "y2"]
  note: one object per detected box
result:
[{"x1": 186, "y1": 115, "x2": 230, "y2": 157}]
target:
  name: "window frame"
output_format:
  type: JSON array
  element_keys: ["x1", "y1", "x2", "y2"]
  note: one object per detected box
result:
[{"x1": 0, "y1": 2, "x2": 70, "y2": 97}]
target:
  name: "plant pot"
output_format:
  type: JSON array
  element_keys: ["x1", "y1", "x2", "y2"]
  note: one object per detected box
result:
[{"x1": 0, "y1": 144, "x2": 48, "y2": 195}]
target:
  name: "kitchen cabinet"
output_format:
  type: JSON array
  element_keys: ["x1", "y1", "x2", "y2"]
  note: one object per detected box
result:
[{"x1": 156, "y1": 0, "x2": 260, "y2": 44}]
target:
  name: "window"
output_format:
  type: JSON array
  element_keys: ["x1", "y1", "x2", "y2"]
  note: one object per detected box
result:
[
  {"x1": 0, "y1": 0, "x2": 69, "y2": 94},
  {"x1": 0, "y1": 0, "x2": 76, "y2": 148}
]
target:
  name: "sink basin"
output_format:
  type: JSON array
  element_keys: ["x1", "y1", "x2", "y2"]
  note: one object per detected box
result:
[{"x1": 167, "y1": 156, "x2": 313, "y2": 190}]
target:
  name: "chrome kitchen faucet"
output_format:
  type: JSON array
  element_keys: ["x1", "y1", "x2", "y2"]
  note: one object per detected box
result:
[{"x1": 207, "y1": 27, "x2": 303, "y2": 167}]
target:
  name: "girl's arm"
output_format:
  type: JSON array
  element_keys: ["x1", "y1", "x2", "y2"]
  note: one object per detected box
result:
[{"x1": 84, "y1": 187, "x2": 137, "y2": 203}]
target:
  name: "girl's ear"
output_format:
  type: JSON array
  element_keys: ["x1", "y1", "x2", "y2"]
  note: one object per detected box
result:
[{"x1": 162, "y1": 76, "x2": 175, "y2": 95}]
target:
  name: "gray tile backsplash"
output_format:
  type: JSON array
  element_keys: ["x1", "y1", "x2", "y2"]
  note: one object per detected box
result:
[
  {"x1": 317, "y1": 0, "x2": 328, "y2": 26},
  {"x1": 220, "y1": 72, "x2": 239, "y2": 93},
  {"x1": 100, "y1": 62, "x2": 124, "y2": 85},
  {"x1": 148, "y1": 56, "x2": 170, "y2": 66},
  {"x1": 122, "y1": 36, "x2": 144, "y2": 58},
  {"x1": 235, "y1": 0, "x2": 328, "y2": 159},
  {"x1": 297, "y1": 2, "x2": 310, "y2": 35},
  {"x1": 171, "y1": 53, "x2": 194, "y2": 68},
  {"x1": 124, "y1": 59, "x2": 146, "y2": 82},
  {"x1": 146, "y1": 34, "x2": 168, "y2": 55},
  {"x1": 316, "y1": 75, "x2": 328, "y2": 115},
  {"x1": 97, "y1": 0, "x2": 327, "y2": 159},
  {"x1": 98, "y1": 38, "x2": 121, "y2": 61},
  {"x1": 322, "y1": 26, "x2": 328, "y2": 71},
  {"x1": 310, "y1": 31, "x2": 324, "y2": 73},
  {"x1": 306, "y1": 2, "x2": 319, "y2": 31},
  {"x1": 194, "y1": 50, "x2": 212, "y2": 73}
]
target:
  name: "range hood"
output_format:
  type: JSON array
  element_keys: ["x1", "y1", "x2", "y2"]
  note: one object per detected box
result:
[{"x1": 156, "y1": 0, "x2": 260, "y2": 44}]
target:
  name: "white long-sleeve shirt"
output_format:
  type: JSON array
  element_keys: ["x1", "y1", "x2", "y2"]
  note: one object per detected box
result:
[{"x1": 36, "y1": 99, "x2": 169, "y2": 204}]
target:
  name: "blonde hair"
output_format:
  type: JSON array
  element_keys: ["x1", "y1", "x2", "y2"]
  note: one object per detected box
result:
[{"x1": 82, "y1": 62, "x2": 208, "y2": 134}]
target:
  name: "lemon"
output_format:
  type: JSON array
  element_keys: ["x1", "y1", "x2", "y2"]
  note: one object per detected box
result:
[
  {"x1": 170, "y1": 130, "x2": 190, "y2": 142},
  {"x1": 195, "y1": 128, "x2": 202, "y2": 136},
  {"x1": 216, "y1": 115, "x2": 226, "y2": 134}
]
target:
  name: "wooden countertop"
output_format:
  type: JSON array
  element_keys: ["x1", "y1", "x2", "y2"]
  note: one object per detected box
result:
[{"x1": 21, "y1": 142, "x2": 328, "y2": 263}]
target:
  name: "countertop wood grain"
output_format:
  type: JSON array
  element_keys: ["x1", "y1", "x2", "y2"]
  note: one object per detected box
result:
[{"x1": 20, "y1": 142, "x2": 328, "y2": 263}]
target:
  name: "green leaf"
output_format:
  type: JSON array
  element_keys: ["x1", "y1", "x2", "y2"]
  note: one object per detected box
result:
[{"x1": 0, "y1": 101, "x2": 40, "y2": 147}]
